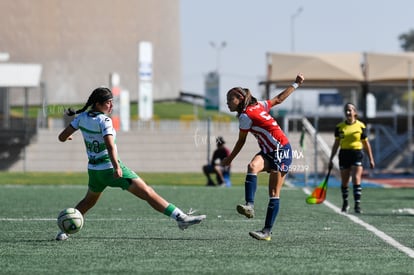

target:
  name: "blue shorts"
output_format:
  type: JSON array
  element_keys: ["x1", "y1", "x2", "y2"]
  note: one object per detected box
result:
[{"x1": 259, "y1": 143, "x2": 292, "y2": 173}]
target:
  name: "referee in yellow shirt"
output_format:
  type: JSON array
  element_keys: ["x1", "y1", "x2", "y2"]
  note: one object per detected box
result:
[{"x1": 329, "y1": 103, "x2": 375, "y2": 214}]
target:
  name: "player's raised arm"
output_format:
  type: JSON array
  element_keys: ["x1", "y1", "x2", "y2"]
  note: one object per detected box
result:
[{"x1": 269, "y1": 73, "x2": 304, "y2": 107}]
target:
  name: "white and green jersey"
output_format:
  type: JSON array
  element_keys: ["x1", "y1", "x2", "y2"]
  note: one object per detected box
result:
[{"x1": 70, "y1": 111, "x2": 117, "y2": 170}]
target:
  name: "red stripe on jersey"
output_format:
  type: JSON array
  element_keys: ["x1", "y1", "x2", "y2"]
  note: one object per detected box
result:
[{"x1": 239, "y1": 100, "x2": 289, "y2": 153}]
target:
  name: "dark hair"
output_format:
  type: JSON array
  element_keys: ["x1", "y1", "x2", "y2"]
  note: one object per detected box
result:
[
  {"x1": 216, "y1": 136, "x2": 225, "y2": 146},
  {"x1": 66, "y1": 87, "x2": 113, "y2": 116},
  {"x1": 227, "y1": 87, "x2": 258, "y2": 116}
]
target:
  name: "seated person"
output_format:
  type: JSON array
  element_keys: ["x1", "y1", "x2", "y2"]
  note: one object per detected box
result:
[{"x1": 203, "y1": 136, "x2": 230, "y2": 186}]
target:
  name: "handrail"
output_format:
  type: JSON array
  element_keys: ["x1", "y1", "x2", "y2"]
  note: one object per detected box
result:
[{"x1": 301, "y1": 117, "x2": 339, "y2": 170}]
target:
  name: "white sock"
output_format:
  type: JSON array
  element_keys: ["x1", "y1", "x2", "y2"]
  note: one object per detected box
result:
[
  {"x1": 171, "y1": 208, "x2": 186, "y2": 220},
  {"x1": 164, "y1": 203, "x2": 186, "y2": 220}
]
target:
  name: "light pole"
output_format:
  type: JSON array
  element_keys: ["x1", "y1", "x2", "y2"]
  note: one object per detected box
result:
[
  {"x1": 209, "y1": 41, "x2": 226, "y2": 73},
  {"x1": 290, "y1": 7, "x2": 303, "y2": 134},
  {"x1": 207, "y1": 41, "x2": 226, "y2": 164},
  {"x1": 290, "y1": 7, "x2": 303, "y2": 52},
  {"x1": 408, "y1": 60, "x2": 413, "y2": 166}
]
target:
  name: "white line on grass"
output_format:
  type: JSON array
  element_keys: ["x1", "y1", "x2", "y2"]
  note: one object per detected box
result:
[
  {"x1": 303, "y1": 187, "x2": 414, "y2": 259},
  {"x1": 0, "y1": 218, "x2": 56, "y2": 221},
  {"x1": 392, "y1": 208, "x2": 414, "y2": 215},
  {"x1": 0, "y1": 217, "x2": 255, "y2": 223},
  {"x1": 0, "y1": 218, "x2": 161, "y2": 222}
]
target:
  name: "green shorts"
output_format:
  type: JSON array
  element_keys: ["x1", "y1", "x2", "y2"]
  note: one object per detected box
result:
[{"x1": 88, "y1": 162, "x2": 139, "y2": 193}]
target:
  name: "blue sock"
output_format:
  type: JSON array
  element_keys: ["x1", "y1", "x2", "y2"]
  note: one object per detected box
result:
[
  {"x1": 245, "y1": 174, "x2": 257, "y2": 205},
  {"x1": 264, "y1": 197, "x2": 280, "y2": 230}
]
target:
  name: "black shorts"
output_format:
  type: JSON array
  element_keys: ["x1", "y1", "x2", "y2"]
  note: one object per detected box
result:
[{"x1": 338, "y1": 149, "x2": 364, "y2": 169}]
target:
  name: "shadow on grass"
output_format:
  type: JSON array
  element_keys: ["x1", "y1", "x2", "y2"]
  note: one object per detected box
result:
[
  {"x1": 76, "y1": 235, "x2": 226, "y2": 241},
  {"x1": 3, "y1": 235, "x2": 226, "y2": 243}
]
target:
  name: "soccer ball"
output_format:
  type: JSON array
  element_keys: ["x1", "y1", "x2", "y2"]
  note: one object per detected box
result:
[{"x1": 57, "y1": 208, "x2": 84, "y2": 234}]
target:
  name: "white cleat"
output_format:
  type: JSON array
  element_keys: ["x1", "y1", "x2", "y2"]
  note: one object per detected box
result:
[
  {"x1": 177, "y1": 214, "x2": 206, "y2": 230},
  {"x1": 55, "y1": 231, "x2": 69, "y2": 241}
]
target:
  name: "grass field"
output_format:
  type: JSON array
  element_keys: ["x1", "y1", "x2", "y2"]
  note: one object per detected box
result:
[
  {"x1": 0, "y1": 172, "x2": 256, "y2": 186},
  {"x1": 1, "y1": 173, "x2": 414, "y2": 274},
  {"x1": 11, "y1": 101, "x2": 236, "y2": 121}
]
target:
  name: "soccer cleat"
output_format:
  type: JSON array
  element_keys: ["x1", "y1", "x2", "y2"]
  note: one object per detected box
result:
[
  {"x1": 354, "y1": 203, "x2": 362, "y2": 214},
  {"x1": 341, "y1": 201, "x2": 349, "y2": 213},
  {"x1": 236, "y1": 204, "x2": 254, "y2": 218},
  {"x1": 249, "y1": 230, "x2": 271, "y2": 241},
  {"x1": 218, "y1": 181, "x2": 226, "y2": 187},
  {"x1": 206, "y1": 180, "x2": 215, "y2": 187},
  {"x1": 55, "y1": 231, "x2": 69, "y2": 241},
  {"x1": 177, "y1": 214, "x2": 206, "y2": 230}
]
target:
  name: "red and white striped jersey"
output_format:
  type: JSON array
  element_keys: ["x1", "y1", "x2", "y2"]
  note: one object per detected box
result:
[{"x1": 239, "y1": 100, "x2": 289, "y2": 153}]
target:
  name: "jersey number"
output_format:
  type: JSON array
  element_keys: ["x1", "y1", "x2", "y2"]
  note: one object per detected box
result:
[
  {"x1": 260, "y1": 112, "x2": 272, "y2": 120},
  {"x1": 86, "y1": 140, "x2": 101, "y2": 153},
  {"x1": 260, "y1": 111, "x2": 277, "y2": 126}
]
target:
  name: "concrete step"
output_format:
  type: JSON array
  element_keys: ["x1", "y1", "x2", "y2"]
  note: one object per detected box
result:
[{"x1": 9, "y1": 125, "x2": 333, "y2": 174}]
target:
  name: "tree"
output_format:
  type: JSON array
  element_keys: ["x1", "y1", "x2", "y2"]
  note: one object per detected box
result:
[{"x1": 399, "y1": 29, "x2": 414, "y2": 51}]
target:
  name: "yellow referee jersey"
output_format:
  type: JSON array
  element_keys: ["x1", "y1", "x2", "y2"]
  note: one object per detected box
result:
[{"x1": 334, "y1": 120, "x2": 368, "y2": 150}]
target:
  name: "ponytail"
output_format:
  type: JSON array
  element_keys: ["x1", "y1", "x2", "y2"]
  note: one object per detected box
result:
[{"x1": 65, "y1": 87, "x2": 113, "y2": 116}]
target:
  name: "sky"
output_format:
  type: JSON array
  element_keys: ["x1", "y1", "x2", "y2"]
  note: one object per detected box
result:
[{"x1": 180, "y1": 0, "x2": 414, "y2": 112}]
